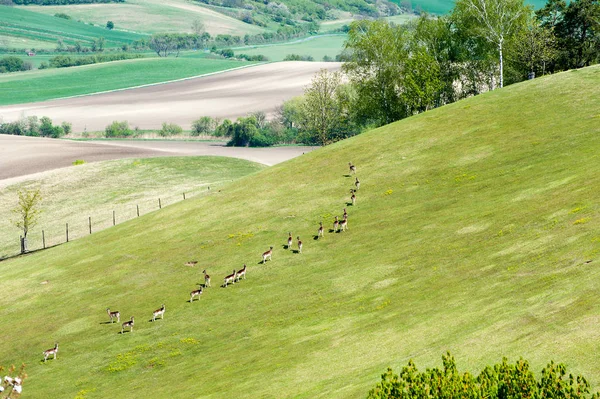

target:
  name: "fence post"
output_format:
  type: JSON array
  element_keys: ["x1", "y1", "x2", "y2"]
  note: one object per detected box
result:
[
  {"x1": 159, "y1": 198, "x2": 162, "y2": 209},
  {"x1": 113, "y1": 210, "x2": 116, "y2": 226},
  {"x1": 137, "y1": 205, "x2": 140, "y2": 217},
  {"x1": 89, "y1": 216, "x2": 92, "y2": 234},
  {"x1": 66, "y1": 223, "x2": 69, "y2": 242},
  {"x1": 42, "y1": 230, "x2": 46, "y2": 249}
]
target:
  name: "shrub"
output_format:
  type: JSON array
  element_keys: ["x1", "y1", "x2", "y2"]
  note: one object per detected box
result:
[
  {"x1": 61, "y1": 121, "x2": 72, "y2": 135},
  {"x1": 283, "y1": 54, "x2": 314, "y2": 61},
  {"x1": 159, "y1": 122, "x2": 183, "y2": 137},
  {"x1": 39, "y1": 116, "x2": 64, "y2": 138},
  {"x1": 191, "y1": 116, "x2": 216, "y2": 136},
  {"x1": 54, "y1": 12, "x2": 71, "y2": 19},
  {"x1": 0, "y1": 56, "x2": 30, "y2": 73},
  {"x1": 105, "y1": 121, "x2": 133, "y2": 138},
  {"x1": 214, "y1": 119, "x2": 233, "y2": 137}
]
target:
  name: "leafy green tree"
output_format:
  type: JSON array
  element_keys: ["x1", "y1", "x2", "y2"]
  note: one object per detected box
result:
[
  {"x1": 453, "y1": 0, "x2": 530, "y2": 88},
  {"x1": 12, "y1": 188, "x2": 42, "y2": 254},
  {"x1": 105, "y1": 121, "x2": 133, "y2": 138},
  {"x1": 39, "y1": 116, "x2": 64, "y2": 138},
  {"x1": 106, "y1": 20, "x2": 114, "y2": 30},
  {"x1": 510, "y1": 17, "x2": 557, "y2": 77},
  {"x1": 192, "y1": 116, "x2": 216, "y2": 136},
  {"x1": 554, "y1": 0, "x2": 600, "y2": 69}
]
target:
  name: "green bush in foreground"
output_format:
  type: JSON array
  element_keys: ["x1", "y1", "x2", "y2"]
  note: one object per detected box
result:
[{"x1": 368, "y1": 352, "x2": 600, "y2": 399}]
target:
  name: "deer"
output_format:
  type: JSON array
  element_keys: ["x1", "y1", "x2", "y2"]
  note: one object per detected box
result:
[
  {"x1": 43, "y1": 342, "x2": 58, "y2": 362},
  {"x1": 350, "y1": 189, "x2": 356, "y2": 206},
  {"x1": 235, "y1": 264, "x2": 247, "y2": 282},
  {"x1": 348, "y1": 162, "x2": 356, "y2": 174},
  {"x1": 287, "y1": 232, "x2": 293, "y2": 249},
  {"x1": 333, "y1": 216, "x2": 339, "y2": 232},
  {"x1": 121, "y1": 316, "x2": 134, "y2": 334},
  {"x1": 152, "y1": 304, "x2": 165, "y2": 322},
  {"x1": 297, "y1": 236, "x2": 303, "y2": 253},
  {"x1": 223, "y1": 269, "x2": 236, "y2": 287},
  {"x1": 355, "y1": 177, "x2": 360, "y2": 190},
  {"x1": 202, "y1": 269, "x2": 211, "y2": 288},
  {"x1": 190, "y1": 285, "x2": 203, "y2": 302},
  {"x1": 106, "y1": 308, "x2": 120, "y2": 323},
  {"x1": 343, "y1": 208, "x2": 348, "y2": 219},
  {"x1": 318, "y1": 222, "x2": 324, "y2": 238},
  {"x1": 262, "y1": 246, "x2": 273, "y2": 263},
  {"x1": 339, "y1": 214, "x2": 348, "y2": 232}
]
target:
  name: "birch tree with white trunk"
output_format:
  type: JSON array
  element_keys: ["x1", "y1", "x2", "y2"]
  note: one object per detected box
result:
[{"x1": 454, "y1": 0, "x2": 529, "y2": 88}]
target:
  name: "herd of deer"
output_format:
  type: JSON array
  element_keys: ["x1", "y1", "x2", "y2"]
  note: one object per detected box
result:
[{"x1": 41, "y1": 162, "x2": 361, "y2": 362}]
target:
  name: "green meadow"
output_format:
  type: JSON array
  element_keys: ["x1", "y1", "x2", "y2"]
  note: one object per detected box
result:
[
  {"x1": 399, "y1": 0, "x2": 547, "y2": 14},
  {"x1": 0, "y1": 6, "x2": 146, "y2": 48},
  {"x1": 0, "y1": 65, "x2": 599, "y2": 398},
  {"x1": 232, "y1": 34, "x2": 347, "y2": 61},
  {"x1": 0, "y1": 57, "x2": 257, "y2": 105},
  {"x1": 0, "y1": 156, "x2": 265, "y2": 259}
]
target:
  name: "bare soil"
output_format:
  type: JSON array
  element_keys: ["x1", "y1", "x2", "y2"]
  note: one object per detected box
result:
[{"x1": 0, "y1": 62, "x2": 341, "y2": 132}]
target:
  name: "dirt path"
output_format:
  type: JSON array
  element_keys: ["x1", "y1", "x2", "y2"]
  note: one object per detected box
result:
[
  {"x1": 0, "y1": 62, "x2": 341, "y2": 132},
  {"x1": 0, "y1": 135, "x2": 317, "y2": 186}
]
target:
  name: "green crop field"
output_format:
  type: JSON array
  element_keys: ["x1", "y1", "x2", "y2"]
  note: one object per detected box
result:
[
  {"x1": 1, "y1": 65, "x2": 599, "y2": 398},
  {"x1": 398, "y1": 0, "x2": 547, "y2": 14},
  {"x1": 0, "y1": 6, "x2": 146, "y2": 49},
  {"x1": 232, "y1": 34, "x2": 347, "y2": 61},
  {"x1": 0, "y1": 57, "x2": 256, "y2": 105},
  {"x1": 0, "y1": 156, "x2": 265, "y2": 259},
  {"x1": 16, "y1": 0, "x2": 267, "y2": 36}
]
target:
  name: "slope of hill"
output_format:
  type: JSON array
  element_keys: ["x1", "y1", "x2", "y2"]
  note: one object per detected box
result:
[
  {"x1": 395, "y1": 0, "x2": 546, "y2": 14},
  {"x1": 0, "y1": 6, "x2": 146, "y2": 48},
  {"x1": 1, "y1": 65, "x2": 599, "y2": 398}
]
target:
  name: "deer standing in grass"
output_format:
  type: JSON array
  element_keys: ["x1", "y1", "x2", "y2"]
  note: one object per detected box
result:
[
  {"x1": 262, "y1": 246, "x2": 273, "y2": 263},
  {"x1": 223, "y1": 269, "x2": 236, "y2": 287},
  {"x1": 287, "y1": 232, "x2": 293, "y2": 249},
  {"x1": 43, "y1": 342, "x2": 58, "y2": 362},
  {"x1": 333, "y1": 216, "x2": 339, "y2": 232},
  {"x1": 297, "y1": 236, "x2": 303, "y2": 253},
  {"x1": 121, "y1": 316, "x2": 134, "y2": 333},
  {"x1": 343, "y1": 208, "x2": 348, "y2": 219},
  {"x1": 350, "y1": 189, "x2": 356, "y2": 206},
  {"x1": 235, "y1": 264, "x2": 247, "y2": 282},
  {"x1": 355, "y1": 177, "x2": 360, "y2": 190},
  {"x1": 106, "y1": 308, "x2": 120, "y2": 323},
  {"x1": 203, "y1": 269, "x2": 211, "y2": 287},
  {"x1": 339, "y1": 214, "x2": 348, "y2": 232},
  {"x1": 349, "y1": 162, "x2": 356, "y2": 174},
  {"x1": 318, "y1": 222, "x2": 324, "y2": 238},
  {"x1": 152, "y1": 304, "x2": 165, "y2": 322},
  {"x1": 190, "y1": 285, "x2": 203, "y2": 302}
]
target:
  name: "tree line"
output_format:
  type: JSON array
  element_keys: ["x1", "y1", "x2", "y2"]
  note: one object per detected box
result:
[{"x1": 367, "y1": 352, "x2": 600, "y2": 399}]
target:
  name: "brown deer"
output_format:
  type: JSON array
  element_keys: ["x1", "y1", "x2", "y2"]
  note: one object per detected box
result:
[
  {"x1": 223, "y1": 269, "x2": 236, "y2": 287},
  {"x1": 355, "y1": 177, "x2": 360, "y2": 190},
  {"x1": 348, "y1": 162, "x2": 356, "y2": 174},
  {"x1": 343, "y1": 208, "x2": 348, "y2": 219},
  {"x1": 190, "y1": 285, "x2": 203, "y2": 302},
  {"x1": 106, "y1": 308, "x2": 120, "y2": 323},
  {"x1": 235, "y1": 264, "x2": 247, "y2": 282},
  {"x1": 121, "y1": 317, "x2": 134, "y2": 334},
  {"x1": 202, "y1": 269, "x2": 211, "y2": 287},
  {"x1": 350, "y1": 189, "x2": 356, "y2": 206},
  {"x1": 318, "y1": 222, "x2": 324, "y2": 238},
  {"x1": 297, "y1": 236, "x2": 303, "y2": 253},
  {"x1": 43, "y1": 342, "x2": 58, "y2": 362},
  {"x1": 152, "y1": 304, "x2": 165, "y2": 322},
  {"x1": 339, "y1": 214, "x2": 348, "y2": 232},
  {"x1": 262, "y1": 246, "x2": 273, "y2": 263},
  {"x1": 287, "y1": 232, "x2": 293, "y2": 249},
  {"x1": 333, "y1": 216, "x2": 339, "y2": 232}
]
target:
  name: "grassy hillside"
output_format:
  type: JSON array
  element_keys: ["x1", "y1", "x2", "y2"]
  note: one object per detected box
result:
[
  {"x1": 0, "y1": 57, "x2": 256, "y2": 105},
  {"x1": 229, "y1": 34, "x2": 346, "y2": 61},
  {"x1": 397, "y1": 0, "x2": 547, "y2": 14},
  {"x1": 1, "y1": 65, "x2": 599, "y2": 398},
  {"x1": 17, "y1": 0, "x2": 267, "y2": 36},
  {"x1": 0, "y1": 6, "x2": 146, "y2": 48},
  {"x1": 0, "y1": 156, "x2": 265, "y2": 259}
]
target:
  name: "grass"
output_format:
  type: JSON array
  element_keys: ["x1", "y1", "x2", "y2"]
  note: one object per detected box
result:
[
  {"x1": 15, "y1": 0, "x2": 267, "y2": 36},
  {"x1": 1, "y1": 65, "x2": 599, "y2": 398},
  {"x1": 0, "y1": 156, "x2": 265, "y2": 259},
  {"x1": 0, "y1": 56, "x2": 256, "y2": 105},
  {"x1": 0, "y1": 34, "x2": 55, "y2": 50},
  {"x1": 231, "y1": 34, "x2": 347, "y2": 61},
  {"x1": 395, "y1": 0, "x2": 547, "y2": 14},
  {"x1": 0, "y1": 6, "x2": 146, "y2": 48}
]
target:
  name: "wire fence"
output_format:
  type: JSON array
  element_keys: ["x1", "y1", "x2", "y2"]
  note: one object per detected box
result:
[{"x1": 1, "y1": 186, "x2": 212, "y2": 260}]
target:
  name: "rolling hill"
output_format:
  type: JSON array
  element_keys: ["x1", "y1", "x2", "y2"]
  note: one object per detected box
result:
[{"x1": 0, "y1": 65, "x2": 599, "y2": 398}]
